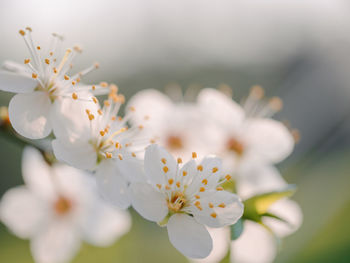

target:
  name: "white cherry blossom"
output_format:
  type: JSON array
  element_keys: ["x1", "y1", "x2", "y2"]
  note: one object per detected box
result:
[
  {"x1": 127, "y1": 89, "x2": 213, "y2": 160},
  {"x1": 0, "y1": 147, "x2": 131, "y2": 263},
  {"x1": 52, "y1": 86, "x2": 146, "y2": 208},
  {"x1": 0, "y1": 27, "x2": 107, "y2": 139},
  {"x1": 129, "y1": 144, "x2": 244, "y2": 258}
]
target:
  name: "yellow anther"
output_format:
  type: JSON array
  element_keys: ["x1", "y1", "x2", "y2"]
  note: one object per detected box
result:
[
  {"x1": 88, "y1": 114, "x2": 95, "y2": 121},
  {"x1": 97, "y1": 109, "x2": 103, "y2": 115},
  {"x1": 176, "y1": 182, "x2": 181, "y2": 188},
  {"x1": 199, "y1": 187, "x2": 205, "y2": 192},
  {"x1": 53, "y1": 68, "x2": 58, "y2": 74},
  {"x1": 212, "y1": 167, "x2": 218, "y2": 173},
  {"x1": 202, "y1": 179, "x2": 208, "y2": 185},
  {"x1": 131, "y1": 152, "x2": 136, "y2": 157},
  {"x1": 195, "y1": 195, "x2": 200, "y2": 199},
  {"x1": 104, "y1": 100, "x2": 110, "y2": 107},
  {"x1": 197, "y1": 165, "x2": 203, "y2": 171},
  {"x1": 165, "y1": 185, "x2": 171, "y2": 190},
  {"x1": 92, "y1": 85, "x2": 96, "y2": 90},
  {"x1": 216, "y1": 187, "x2": 224, "y2": 191},
  {"x1": 64, "y1": 75, "x2": 69, "y2": 80},
  {"x1": 19, "y1": 30, "x2": 25, "y2": 36},
  {"x1": 218, "y1": 203, "x2": 226, "y2": 208},
  {"x1": 105, "y1": 152, "x2": 112, "y2": 159},
  {"x1": 168, "y1": 179, "x2": 174, "y2": 185},
  {"x1": 118, "y1": 154, "x2": 123, "y2": 160},
  {"x1": 129, "y1": 106, "x2": 136, "y2": 112},
  {"x1": 32, "y1": 73, "x2": 37, "y2": 79},
  {"x1": 144, "y1": 115, "x2": 150, "y2": 120},
  {"x1": 111, "y1": 116, "x2": 116, "y2": 121},
  {"x1": 194, "y1": 201, "x2": 201, "y2": 206},
  {"x1": 163, "y1": 166, "x2": 169, "y2": 173},
  {"x1": 269, "y1": 97, "x2": 283, "y2": 111},
  {"x1": 208, "y1": 202, "x2": 214, "y2": 208},
  {"x1": 100, "y1": 82, "x2": 108, "y2": 88},
  {"x1": 161, "y1": 158, "x2": 167, "y2": 164},
  {"x1": 72, "y1": 93, "x2": 78, "y2": 100},
  {"x1": 94, "y1": 63, "x2": 100, "y2": 69},
  {"x1": 197, "y1": 206, "x2": 203, "y2": 211},
  {"x1": 138, "y1": 125, "x2": 144, "y2": 130},
  {"x1": 182, "y1": 171, "x2": 187, "y2": 176},
  {"x1": 36, "y1": 46, "x2": 41, "y2": 50},
  {"x1": 125, "y1": 143, "x2": 132, "y2": 147},
  {"x1": 76, "y1": 77, "x2": 81, "y2": 83},
  {"x1": 210, "y1": 212, "x2": 217, "y2": 218},
  {"x1": 45, "y1": 59, "x2": 50, "y2": 65},
  {"x1": 24, "y1": 59, "x2": 30, "y2": 64},
  {"x1": 251, "y1": 85, "x2": 264, "y2": 99},
  {"x1": 25, "y1": 27, "x2": 32, "y2": 32},
  {"x1": 85, "y1": 109, "x2": 90, "y2": 114},
  {"x1": 49, "y1": 52, "x2": 53, "y2": 56},
  {"x1": 71, "y1": 81, "x2": 76, "y2": 86},
  {"x1": 118, "y1": 116, "x2": 123, "y2": 121},
  {"x1": 177, "y1": 158, "x2": 182, "y2": 164},
  {"x1": 150, "y1": 139, "x2": 156, "y2": 144},
  {"x1": 225, "y1": 175, "x2": 232, "y2": 181},
  {"x1": 192, "y1": 152, "x2": 197, "y2": 158},
  {"x1": 156, "y1": 184, "x2": 161, "y2": 189},
  {"x1": 100, "y1": 130, "x2": 105, "y2": 136},
  {"x1": 92, "y1": 97, "x2": 98, "y2": 104},
  {"x1": 115, "y1": 142, "x2": 120, "y2": 148}
]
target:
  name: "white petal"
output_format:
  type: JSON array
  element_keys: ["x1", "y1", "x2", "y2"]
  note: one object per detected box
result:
[
  {"x1": 52, "y1": 139, "x2": 97, "y2": 171},
  {"x1": 22, "y1": 147, "x2": 56, "y2": 200},
  {"x1": 127, "y1": 89, "x2": 174, "y2": 128},
  {"x1": 82, "y1": 200, "x2": 131, "y2": 246},
  {"x1": 95, "y1": 160, "x2": 131, "y2": 209},
  {"x1": 117, "y1": 155, "x2": 147, "y2": 183},
  {"x1": 9, "y1": 91, "x2": 52, "y2": 139},
  {"x1": 167, "y1": 213, "x2": 212, "y2": 259},
  {"x1": 144, "y1": 144, "x2": 177, "y2": 185},
  {"x1": 191, "y1": 227, "x2": 230, "y2": 263},
  {"x1": 263, "y1": 199, "x2": 303, "y2": 238},
  {"x1": 244, "y1": 119, "x2": 294, "y2": 163},
  {"x1": 0, "y1": 187, "x2": 45, "y2": 239},
  {"x1": 230, "y1": 221, "x2": 276, "y2": 263},
  {"x1": 129, "y1": 183, "x2": 168, "y2": 222},
  {"x1": 198, "y1": 88, "x2": 245, "y2": 129},
  {"x1": 237, "y1": 163, "x2": 287, "y2": 199},
  {"x1": 193, "y1": 191, "x2": 244, "y2": 228},
  {"x1": 51, "y1": 98, "x2": 97, "y2": 143},
  {"x1": 31, "y1": 222, "x2": 80, "y2": 263},
  {"x1": 0, "y1": 71, "x2": 37, "y2": 93}
]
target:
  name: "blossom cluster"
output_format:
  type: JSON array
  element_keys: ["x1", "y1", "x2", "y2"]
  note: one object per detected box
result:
[{"x1": 0, "y1": 29, "x2": 302, "y2": 263}]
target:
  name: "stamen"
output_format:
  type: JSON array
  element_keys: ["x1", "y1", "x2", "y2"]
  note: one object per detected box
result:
[
  {"x1": 131, "y1": 152, "x2": 136, "y2": 157},
  {"x1": 105, "y1": 152, "x2": 112, "y2": 159},
  {"x1": 88, "y1": 114, "x2": 95, "y2": 120},
  {"x1": 71, "y1": 93, "x2": 78, "y2": 100},
  {"x1": 156, "y1": 184, "x2": 161, "y2": 189},
  {"x1": 199, "y1": 187, "x2": 205, "y2": 192},
  {"x1": 202, "y1": 179, "x2": 208, "y2": 185},
  {"x1": 32, "y1": 73, "x2": 37, "y2": 79},
  {"x1": 100, "y1": 130, "x2": 105, "y2": 136},
  {"x1": 208, "y1": 202, "x2": 214, "y2": 208},
  {"x1": 195, "y1": 195, "x2": 200, "y2": 199},
  {"x1": 92, "y1": 97, "x2": 98, "y2": 104},
  {"x1": 225, "y1": 175, "x2": 232, "y2": 181},
  {"x1": 177, "y1": 158, "x2": 183, "y2": 164},
  {"x1": 182, "y1": 171, "x2": 187, "y2": 176},
  {"x1": 64, "y1": 75, "x2": 70, "y2": 80},
  {"x1": 163, "y1": 166, "x2": 169, "y2": 173},
  {"x1": 118, "y1": 154, "x2": 123, "y2": 160},
  {"x1": 98, "y1": 109, "x2": 103, "y2": 115},
  {"x1": 216, "y1": 187, "x2": 223, "y2": 191},
  {"x1": 100, "y1": 82, "x2": 108, "y2": 88},
  {"x1": 192, "y1": 152, "x2": 197, "y2": 158},
  {"x1": 210, "y1": 212, "x2": 217, "y2": 218},
  {"x1": 19, "y1": 30, "x2": 25, "y2": 36},
  {"x1": 197, "y1": 165, "x2": 203, "y2": 171},
  {"x1": 212, "y1": 167, "x2": 218, "y2": 173},
  {"x1": 24, "y1": 59, "x2": 30, "y2": 64},
  {"x1": 218, "y1": 203, "x2": 226, "y2": 208},
  {"x1": 176, "y1": 182, "x2": 181, "y2": 188},
  {"x1": 45, "y1": 59, "x2": 50, "y2": 65},
  {"x1": 161, "y1": 158, "x2": 167, "y2": 164},
  {"x1": 168, "y1": 179, "x2": 174, "y2": 185}
]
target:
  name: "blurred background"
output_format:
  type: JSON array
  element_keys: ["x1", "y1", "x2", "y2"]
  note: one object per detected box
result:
[{"x1": 1, "y1": 0, "x2": 350, "y2": 262}]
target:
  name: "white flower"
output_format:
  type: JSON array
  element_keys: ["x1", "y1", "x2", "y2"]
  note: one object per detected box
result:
[
  {"x1": 52, "y1": 87, "x2": 145, "y2": 208},
  {"x1": 127, "y1": 89, "x2": 213, "y2": 160},
  {"x1": 0, "y1": 147, "x2": 131, "y2": 263},
  {"x1": 129, "y1": 144, "x2": 244, "y2": 258},
  {"x1": 0, "y1": 27, "x2": 106, "y2": 139},
  {"x1": 197, "y1": 87, "x2": 295, "y2": 186}
]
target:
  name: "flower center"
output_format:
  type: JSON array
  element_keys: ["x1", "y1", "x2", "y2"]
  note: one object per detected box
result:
[
  {"x1": 167, "y1": 192, "x2": 187, "y2": 213},
  {"x1": 166, "y1": 135, "x2": 183, "y2": 150},
  {"x1": 226, "y1": 137, "x2": 244, "y2": 156},
  {"x1": 53, "y1": 196, "x2": 72, "y2": 216}
]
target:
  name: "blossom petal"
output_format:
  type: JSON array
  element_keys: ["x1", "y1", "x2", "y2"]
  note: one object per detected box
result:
[
  {"x1": 9, "y1": 91, "x2": 52, "y2": 139},
  {"x1": 0, "y1": 71, "x2": 37, "y2": 93},
  {"x1": 263, "y1": 199, "x2": 303, "y2": 238},
  {"x1": 167, "y1": 213, "x2": 213, "y2": 259},
  {"x1": 21, "y1": 147, "x2": 57, "y2": 200},
  {"x1": 144, "y1": 144, "x2": 177, "y2": 185},
  {"x1": 191, "y1": 227, "x2": 230, "y2": 263},
  {"x1": 31, "y1": 222, "x2": 80, "y2": 263},
  {"x1": 198, "y1": 88, "x2": 245, "y2": 129},
  {"x1": 52, "y1": 139, "x2": 97, "y2": 171},
  {"x1": 244, "y1": 119, "x2": 294, "y2": 163},
  {"x1": 117, "y1": 155, "x2": 146, "y2": 183},
  {"x1": 95, "y1": 160, "x2": 131, "y2": 209},
  {"x1": 129, "y1": 183, "x2": 168, "y2": 222},
  {"x1": 0, "y1": 186, "x2": 44, "y2": 239},
  {"x1": 82, "y1": 201, "x2": 131, "y2": 246},
  {"x1": 230, "y1": 221, "x2": 276, "y2": 263},
  {"x1": 193, "y1": 191, "x2": 244, "y2": 228}
]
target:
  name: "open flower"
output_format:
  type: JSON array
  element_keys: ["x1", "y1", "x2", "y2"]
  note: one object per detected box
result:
[
  {"x1": 127, "y1": 89, "x2": 213, "y2": 160},
  {"x1": 52, "y1": 86, "x2": 146, "y2": 208},
  {"x1": 0, "y1": 147, "x2": 131, "y2": 263},
  {"x1": 197, "y1": 87, "x2": 295, "y2": 188},
  {"x1": 129, "y1": 144, "x2": 244, "y2": 258},
  {"x1": 0, "y1": 27, "x2": 107, "y2": 139}
]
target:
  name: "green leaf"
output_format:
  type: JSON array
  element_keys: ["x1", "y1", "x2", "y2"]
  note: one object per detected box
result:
[
  {"x1": 231, "y1": 218, "x2": 244, "y2": 240},
  {"x1": 244, "y1": 185, "x2": 297, "y2": 217}
]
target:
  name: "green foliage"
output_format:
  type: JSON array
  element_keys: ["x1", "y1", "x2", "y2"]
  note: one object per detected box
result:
[{"x1": 230, "y1": 218, "x2": 244, "y2": 240}]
